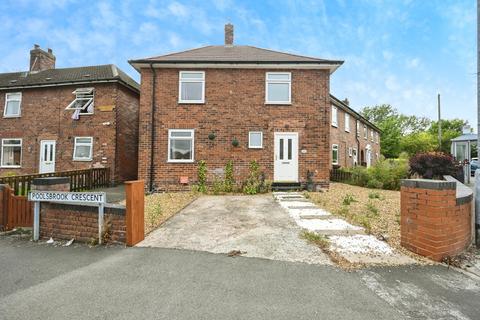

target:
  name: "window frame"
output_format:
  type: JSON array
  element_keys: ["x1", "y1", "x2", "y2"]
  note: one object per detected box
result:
[
  {"x1": 265, "y1": 72, "x2": 291, "y2": 105},
  {"x1": 345, "y1": 113, "x2": 350, "y2": 132},
  {"x1": 4, "y1": 92, "x2": 22, "y2": 118},
  {"x1": 65, "y1": 88, "x2": 95, "y2": 115},
  {"x1": 376, "y1": 132, "x2": 379, "y2": 144},
  {"x1": 371, "y1": 130, "x2": 374, "y2": 142},
  {"x1": 248, "y1": 131, "x2": 263, "y2": 149},
  {"x1": 364, "y1": 125, "x2": 368, "y2": 140},
  {"x1": 178, "y1": 71, "x2": 205, "y2": 104},
  {"x1": 73, "y1": 137, "x2": 93, "y2": 161},
  {"x1": 348, "y1": 147, "x2": 352, "y2": 157},
  {"x1": 167, "y1": 129, "x2": 195, "y2": 163},
  {"x1": 331, "y1": 105, "x2": 338, "y2": 127},
  {"x1": 332, "y1": 144, "x2": 339, "y2": 165},
  {"x1": 1, "y1": 138, "x2": 22, "y2": 168}
]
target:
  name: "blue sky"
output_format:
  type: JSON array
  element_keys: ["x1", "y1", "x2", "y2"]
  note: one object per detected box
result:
[{"x1": 0, "y1": 0, "x2": 476, "y2": 124}]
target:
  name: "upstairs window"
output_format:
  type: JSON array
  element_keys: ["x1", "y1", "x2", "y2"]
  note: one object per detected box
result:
[
  {"x1": 4, "y1": 92, "x2": 22, "y2": 117},
  {"x1": 364, "y1": 125, "x2": 368, "y2": 140},
  {"x1": 179, "y1": 71, "x2": 205, "y2": 103},
  {"x1": 332, "y1": 144, "x2": 339, "y2": 165},
  {"x1": 1, "y1": 139, "x2": 22, "y2": 167},
  {"x1": 66, "y1": 88, "x2": 94, "y2": 116},
  {"x1": 73, "y1": 137, "x2": 93, "y2": 161},
  {"x1": 266, "y1": 72, "x2": 291, "y2": 104},
  {"x1": 371, "y1": 130, "x2": 374, "y2": 142},
  {"x1": 376, "y1": 132, "x2": 379, "y2": 144},
  {"x1": 331, "y1": 106, "x2": 338, "y2": 127},
  {"x1": 356, "y1": 121, "x2": 360, "y2": 137},
  {"x1": 345, "y1": 113, "x2": 350, "y2": 132},
  {"x1": 168, "y1": 129, "x2": 194, "y2": 162},
  {"x1": 249, "y1": 131, "x2": 263, "y2": 149}
]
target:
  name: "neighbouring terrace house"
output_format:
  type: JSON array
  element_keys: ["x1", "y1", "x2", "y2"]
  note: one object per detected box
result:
[
  {"x1": 330, "y1": 95, "x2": 381, "y2": 168},
  {"x1": 129, "y1": 24, "x2": 381, "y2": 191},
  {"x1": 0, "y1": 45, "x2": 140, "y2": 183}
]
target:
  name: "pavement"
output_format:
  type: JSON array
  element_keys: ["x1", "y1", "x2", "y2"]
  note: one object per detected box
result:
[
  {"x1": 139, "y1": 195, "x2": 332, "y2": 265},
  {"x1": 1, "y1": 236, "x2": 480, "y2": 320}
]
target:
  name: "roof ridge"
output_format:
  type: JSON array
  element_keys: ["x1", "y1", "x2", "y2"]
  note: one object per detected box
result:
[{"x1": 137, "y1": 45, "x2": 214, "y2": 61}]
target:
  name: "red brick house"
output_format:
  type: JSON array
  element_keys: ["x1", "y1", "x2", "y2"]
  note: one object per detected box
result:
[
  {"x1": 0, "y1": 45, "x2": 140, "y2": 183},
  {"x1": 130, "y1": 24, "x2": 380, "y2": 191},
  {"x1": 330, "y1": 95, "x2": 381, "y2": 168}
]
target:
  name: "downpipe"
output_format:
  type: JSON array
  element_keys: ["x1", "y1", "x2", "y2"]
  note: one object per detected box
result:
[{"x1": 475, "y1": 170, "x2": 480, "y2": 246}]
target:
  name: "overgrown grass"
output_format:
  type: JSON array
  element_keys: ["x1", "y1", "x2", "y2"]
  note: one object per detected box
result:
[
  {"x1": 342, "y1": 193, "x2": 357, "y2": 205},
  {"x1": 300, "y1": 231, "x2": 330, "y2": 250}
]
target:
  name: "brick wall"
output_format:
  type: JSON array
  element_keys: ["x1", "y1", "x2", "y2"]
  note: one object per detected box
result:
[
  {"x1": 0, "y1": 83, "x2": 139, "y2": 183},
  {"x1": 330, "y1": 103, "x2": 381, "y2": 168},
  {"x1": 400, "y1": 178, "x2": 472, "y2": 261},
  {"x1": 39, "y1": 203, "x2": 126, "y2": 243},
  {"x1": 138, "y1": 68, "x2": 331, "y2": 191}
]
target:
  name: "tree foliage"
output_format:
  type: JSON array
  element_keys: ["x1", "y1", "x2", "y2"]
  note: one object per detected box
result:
[{"x1": 360, "y1": 104, "x2": 467, "y2": 158}]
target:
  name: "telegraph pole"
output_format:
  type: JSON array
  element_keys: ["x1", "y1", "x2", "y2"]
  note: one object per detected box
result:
[
  {"x1": 475, "y1": 0, "x2": 480, "y2": 246},
  {"x1": 438, "y1": 93, "x2": 442, "y2": 150}
]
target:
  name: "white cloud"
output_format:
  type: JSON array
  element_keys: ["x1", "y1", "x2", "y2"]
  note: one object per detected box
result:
[
  {"x1": 406, "y1": 58, "x2": 420, "y2": 69},
  {"x1": 167, "y1": 2, "x2": 190, "y2": 18}
]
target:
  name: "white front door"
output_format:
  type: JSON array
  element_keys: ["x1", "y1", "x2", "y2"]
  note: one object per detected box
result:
[
  {"x1": 39, "y1": 140, "x2": 56, "y2": 173},
  {"x1": 366, "y1": 145, "x2": 372, "y2": 168},
  {"x1": 274, "y1": 132, "x2": 298, "y2": 182}
]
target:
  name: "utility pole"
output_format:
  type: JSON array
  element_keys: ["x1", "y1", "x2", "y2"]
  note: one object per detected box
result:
[
  {"x1": 475, "y1": 0, "x2": 480, "y2": 246},
  {"x1": 438, "y1": 93, "x2": 442, "y2": 150}
]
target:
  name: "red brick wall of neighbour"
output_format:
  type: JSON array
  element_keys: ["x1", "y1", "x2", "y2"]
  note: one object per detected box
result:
[
  {"x1": 138, "y1": 68, "x2": 331, "y2": 191},
  {"x1": 39, "y1": 203, "x2": 126, "y2": 243},
  {"x1": 329, "y1": 106, "x2": 380, "y2": 168},
  {"x1": 0, "y1": 83, "x2": 139, "y2": 183},
  {"x1": 400, "y1": 182, "x2": 472, "y2": 262}
]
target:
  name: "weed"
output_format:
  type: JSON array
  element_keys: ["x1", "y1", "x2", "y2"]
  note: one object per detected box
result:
[
  {"x1": 224, "y1": 160, "x2": 235, "y2": 192},
  {"x1": 300, "y1": 231, "x2": 330, "y2": 250},
  {"x1": 336, "y1": 205, "x2": 350, "y2": 218},
  {"x1": 366, "y1": 201, "x2": 379, "y2": 216},
  {"x1": 342, "y1": 193, "x2": 357, "y2": 205},
  {"x1": 368, "y1": 191, "x2": 384, "y2": 200},
  {"x1": 243, "y1": 160, "x2": 264, "y2": 195},
  {"x1": 197, "y1": 160, "x2": 208, "y2": 193},
  {"x1": 147, "y1": 200, "x2": 163, "y2": 227},
  {"x1": 212, "y1": 178, "x2": 224, "y2": 195}
]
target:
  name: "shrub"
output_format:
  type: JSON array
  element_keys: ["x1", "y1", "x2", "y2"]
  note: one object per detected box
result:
[
  {"x1": 409, "y1": 152, "x2": 456, "y2": 179},
  {"x1": 243, "y1": 161, "x2": 270, "y2": 194},
  {"x1": 197, "y1": 160, "x2": 208, "y2": 193},
  {"x1": 224, "y1": 160, "x2": 235, "y2": 192},
  {"x1": 212, "y1": 178, "x2": 224, "y2": 195}
]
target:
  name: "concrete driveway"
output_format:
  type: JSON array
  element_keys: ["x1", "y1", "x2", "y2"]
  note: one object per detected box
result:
[{"x1": 139, "y1": 195, "x2": 331, "y2": 264}]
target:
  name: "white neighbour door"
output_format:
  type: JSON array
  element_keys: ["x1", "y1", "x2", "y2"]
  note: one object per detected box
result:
[
  {"x1": 39, "y1": 140, "x2": 56, "y2": 173},
  {"x1": 366, "y1": 145, "x2": 372, "y2": 168},
  {"x1": 274, "y1": 132, "x2": 298, "y2": 182}
]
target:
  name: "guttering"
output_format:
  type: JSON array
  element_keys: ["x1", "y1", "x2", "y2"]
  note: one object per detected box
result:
[
  {"x1": 0, "y1": 79, "x2": 140, "y2": 94},
  {"x1": 128, "y1": 61, "x2": 344, "y2": 74},
  {"x1": 149, "y1": 63, "x2": 157, "y2": 192}
]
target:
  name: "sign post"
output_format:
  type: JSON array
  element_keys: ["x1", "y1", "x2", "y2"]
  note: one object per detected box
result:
[{"x1": 28, "y1": 191, "x2": 106, "y2": 243}]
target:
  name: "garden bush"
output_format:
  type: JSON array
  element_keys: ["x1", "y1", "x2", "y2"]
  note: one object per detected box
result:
[
  {"x1": 243, "y1": 160, "x2": 270, "y2": 194},
  {"x1": 409, "y1": 152, "x2": 456, "y2": 179}
]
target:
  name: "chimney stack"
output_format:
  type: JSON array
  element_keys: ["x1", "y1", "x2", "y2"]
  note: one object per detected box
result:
[
  {"x1": 343, "y1": 98, "x2": 350, "y2": 106},
  {"x1": 225, "y1": 23, "x2": 234, "y2": 46},
  {"x1": 30, "y1": 44, "x2": 56, "y2": 72}
]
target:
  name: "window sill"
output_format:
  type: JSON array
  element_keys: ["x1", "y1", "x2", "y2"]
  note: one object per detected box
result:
[
  {"x1": 265, "y1": 102, "x2": 291, "y2": 106},
  {"x1": 0, "y1": 165, "x2": 21, "y2": 168},
  {"x1": 73, "y1": 159, "x2": 92, "y2": 162},
  {"x1": 248, "y1": 146, "x2": 263, "y2": 149},
  {"x1": 167, "y1": 160, "x2": 195, "y2": 163},
  {"x1": 331, "y1": 124, "x2": 338, "y2": 128},
  {"x1": 3, "y1": 115, "x2": 21, "y2": 118},
  {"x1": 178, "y1": 101, "x2": 205, "y2": 105}
]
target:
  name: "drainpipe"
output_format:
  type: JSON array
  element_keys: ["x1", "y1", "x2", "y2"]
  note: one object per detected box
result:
[
  {"x1": 149, "y1": 64, "x2": 157, "y2": 192},
  {"x1": 355, "y1": 118, "x2": 360, "y2": 166}
]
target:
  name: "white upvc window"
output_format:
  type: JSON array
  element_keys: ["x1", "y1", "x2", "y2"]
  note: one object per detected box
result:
[
  {"x1": 371, "y1": 130, "x2": 374, "y2": 142},
  {"x1": 65, "y1": 88, "x2": 94, "y2": 115},
  {"x1": 345, "y1": 113, "x2": 350, "y2": 132},
  {"x1": 1, "y1": 139, "x2": 22, "y2": 168},
  {"x1": 348, "y1": 147, "x2": 353, "y2": 157},
  {"x1": 364, "y1": 125, "x2": 368, "y2": 140},
  {"x1": 356, "y1": 121, "x2": 360, "y2": 137},
  {"x1": 332, "y1": 144, "x2": 339, "y2": 165},
  {"x1": 73, "y1": 137, "x2": 93, "y2": 161},
  {"x1": 168, "y1": 129, "x2": 194, "y2": 162},
  {"x1": 265, "y1": 72, "x2": 291, "y2": 104},
  {"x1": 376, "y1": 132, "x2": 379, "y2": 144},
  {"x1": 352, "y1": 148, "x2": 358, "y2": 165},
  {"x1": 331, "y1": 105, "x2": 338, "y2": 127},
  {"x1": 248, "y1": 131, "x2": 263, "y2": 149},
  {"x1": 179, "y1": 71, "x2": 205, "y2": 103},
  {"x1": 4, "y1": 92, "x2": 22, "y2": 117}
]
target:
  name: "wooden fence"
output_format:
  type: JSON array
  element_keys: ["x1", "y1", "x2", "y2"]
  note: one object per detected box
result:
[
  {"x1": 0, "y1": 168, "x2": 110, "y2": 196},
  {"x1": 330, "y1": 169, "x2": 353, "y2": 183},
  {"x1": 1, "y1": 185, "x2": 33, "y2": 230}
]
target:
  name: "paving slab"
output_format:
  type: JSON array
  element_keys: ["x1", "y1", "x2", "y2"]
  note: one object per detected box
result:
[{"x1": 297, "y1": 218, "x2": 365, "y2": 235}]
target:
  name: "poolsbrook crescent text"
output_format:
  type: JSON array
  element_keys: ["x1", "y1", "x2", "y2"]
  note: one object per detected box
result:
[{"x1": 29, "y1": 192, "x2": 105, "y2": 204}]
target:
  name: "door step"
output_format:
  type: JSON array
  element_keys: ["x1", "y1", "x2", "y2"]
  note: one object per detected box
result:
[{"x1": 271, "y1": 182, "x2": 303, "y2": 191}]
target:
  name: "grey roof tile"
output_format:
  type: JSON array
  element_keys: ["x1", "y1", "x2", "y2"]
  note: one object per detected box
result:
[{"x1": 0, "y1": 64, "x2": 139, "y2": 92}]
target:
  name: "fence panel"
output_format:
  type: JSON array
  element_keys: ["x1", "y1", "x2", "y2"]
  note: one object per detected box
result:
[
  {"x1": 4, "y1": 186, "x2": 33, "y2": 230},
  {"x1": 0, "y1": 168, "x2": 110, "y2": 195},
  {"x1": 330, "y1": 169, "x2": 353, "y2": 183}
]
